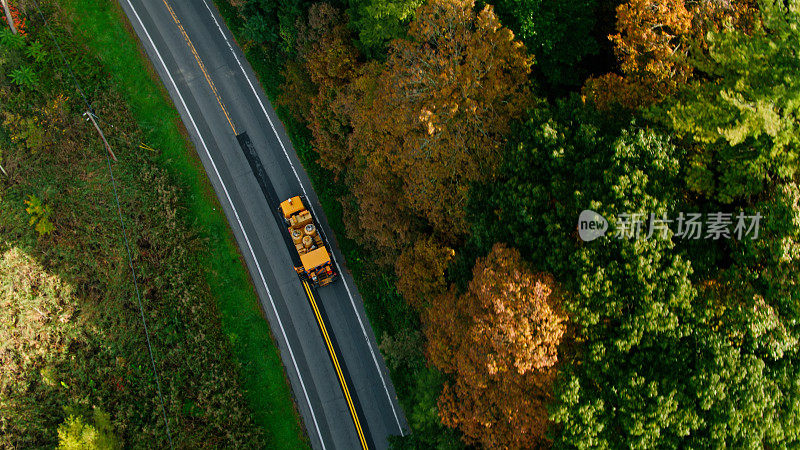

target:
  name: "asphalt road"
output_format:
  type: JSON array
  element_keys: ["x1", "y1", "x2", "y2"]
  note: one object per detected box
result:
[{"x1": 115, "y1": 1, "x2": 409, "y2": 448}]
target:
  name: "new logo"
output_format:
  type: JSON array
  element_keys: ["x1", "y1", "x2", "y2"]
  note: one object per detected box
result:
[{"x1": 578, "y1": 210, "x2": 608, "y2": 242}]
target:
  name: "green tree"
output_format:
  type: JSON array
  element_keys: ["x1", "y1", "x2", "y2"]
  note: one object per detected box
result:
[
  {"x1": 470, "y1": 101, "x2": 800, "y2": 447},
  {"x1": 491, "y1": 0, "x2": 600, "y2": 86},
  {"x1": 664, "y1": 0, "x2": 800, "y2": 202},
  {"x1": 26, "y1": 41, "x2": 48, "y2": 63},
  {"x1": 9, "y1": 66, "x2": 38, "y2": 89},
  {"x1": 347, "y1": 0, "x2": 422, "y2": 57},
  {"x1": 389, "y1": 368, "x2": 464, "y2": 450},
  {"x1": 24, "y1": 194, "x2": 54, "y2": 236},
  {"x1": 733, "y1": 183, "x2": 800, "y2": 320},
  {"x1": 57, "y1": 408, "x2": 121, "y2": 450},
  {"x1": 379, "y1": 328, "x2": 424, "y2": 372},
  {"x1": 0, "y1": 28, "x2": 25, "y2": 50},
  {"x1": 239, "y1": 0, "x2": 315, "y2": 48}
]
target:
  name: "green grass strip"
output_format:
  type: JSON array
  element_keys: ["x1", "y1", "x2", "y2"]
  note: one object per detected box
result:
[{"x1": 58, "y1": 1, "x2": 308, "y2": 447}]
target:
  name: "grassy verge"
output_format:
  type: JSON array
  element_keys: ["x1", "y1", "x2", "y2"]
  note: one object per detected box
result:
[{"x1": 57, "y1": 1, "x2": 307, "y2": 447}]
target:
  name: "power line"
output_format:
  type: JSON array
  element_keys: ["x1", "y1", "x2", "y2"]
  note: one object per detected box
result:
[
  {"x1": 29, "y1": 1, "x2": 174, "y2": 447},
  {"x1": 103, "y1": 142, "x2": 174, "y2": 450}
]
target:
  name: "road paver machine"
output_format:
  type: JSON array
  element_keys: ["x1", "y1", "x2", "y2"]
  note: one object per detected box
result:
[{"x1": 280, "y1": 196, "x2": 337, "y2": 286}]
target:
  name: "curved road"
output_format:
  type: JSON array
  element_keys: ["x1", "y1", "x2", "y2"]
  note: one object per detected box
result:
[{"x1": 116, "y1": 0, "x2": 409, "y2": 448}]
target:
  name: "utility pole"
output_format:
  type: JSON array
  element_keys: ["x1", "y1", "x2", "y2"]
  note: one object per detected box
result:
[
  {"x1": 1, "y1": 0, "x2": 17, "y2": 35},
  {"x1": 84, "y1": 111, "x2": 118, "y2": 162}
]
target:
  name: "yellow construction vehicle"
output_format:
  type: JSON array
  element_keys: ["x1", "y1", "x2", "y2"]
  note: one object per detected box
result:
[{"x1": 280, "y1": 196, "x2": 337, "y2": 286}]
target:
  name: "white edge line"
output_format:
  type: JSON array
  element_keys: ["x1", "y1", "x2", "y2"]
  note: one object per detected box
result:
[
  {"x1": 198, "y1": 0, "x2": 405, "y2": 435},
  {"x1": 120, "y1": 1, "x2": 327, "y2": 448}
]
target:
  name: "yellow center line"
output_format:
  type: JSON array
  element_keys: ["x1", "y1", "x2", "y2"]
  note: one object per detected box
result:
[
  {"x1": 303, "y1": 281, "x2": 369, "y2": 450},
  {"x1": 163, "y1": 0, "x2": 237, "y2": 134}
]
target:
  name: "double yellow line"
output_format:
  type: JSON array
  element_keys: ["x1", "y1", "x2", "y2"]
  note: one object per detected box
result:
[
  {"x1": 302, "y1": 280, "x2": 369, "y2": 450},
  {"x1": 163, "y1": 0, "x2": 237, "y2": 134}
]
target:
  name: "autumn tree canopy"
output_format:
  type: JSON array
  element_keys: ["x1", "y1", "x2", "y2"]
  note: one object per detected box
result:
[
  {"x1": 394, "y1": 235, "x2": 455, "y2": 311},
  {"x1": 285, "y1": 3, "x2": 362, "y2": 175},
  {"x1": 584, "y1": 0, "x2": 754, "y2": 110},
  {"x1": 426, "y1": 244, "x2": 566, "y2": 448},
  {"x1": 252, "y1": 0, "x2": 800, "y2": 447},
  {"x1": 349, "y1": 0, "x2": 532, "y2": 246}
]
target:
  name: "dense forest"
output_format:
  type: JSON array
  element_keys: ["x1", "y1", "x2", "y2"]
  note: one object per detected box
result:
[
  {"x1": 217, "y1": 0, "x2": 800, "y2": 448},
  {"x1": 0, "y1": 2, "x2": 305, "y2": 448},
  {"x1": 2, "y1": 0, "x2": 798, "y2": 448}
]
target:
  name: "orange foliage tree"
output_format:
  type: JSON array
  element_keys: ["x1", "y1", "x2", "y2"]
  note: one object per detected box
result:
[
  {"x1": 425, "y1": 244, "x2": 567, "y2": 448},
  {"x1": 348, "y1": 0, "x2": 532, "y2": 247},
  {"x1": 584, "y1": 0, "x2": 754, "y2": 110}
]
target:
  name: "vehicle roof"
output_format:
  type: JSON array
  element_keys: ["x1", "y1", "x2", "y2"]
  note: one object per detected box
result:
[
  {"x1": 280, "y1": 196, "x2": 305, "y2": 219},
  {"x1": 300, "y1": 247, "x2": 331, "y2": 271}
]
